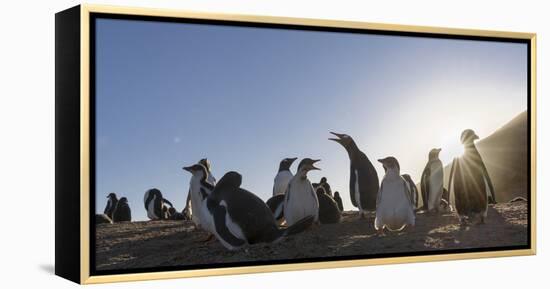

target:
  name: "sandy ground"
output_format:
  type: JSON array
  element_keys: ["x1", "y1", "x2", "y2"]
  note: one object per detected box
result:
[{"x1": 95, "y1": 201, "x2": 528, "y2": 271}]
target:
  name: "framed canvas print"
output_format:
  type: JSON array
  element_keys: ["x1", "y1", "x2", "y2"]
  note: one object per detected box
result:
[{"x1": 55, "y1": 4, "x2": 537, "y2": 284}]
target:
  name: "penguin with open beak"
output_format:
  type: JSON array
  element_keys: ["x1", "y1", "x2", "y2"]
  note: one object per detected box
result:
[{"x1": 329, "y1": 132, "x2": 379, "y2": 217}]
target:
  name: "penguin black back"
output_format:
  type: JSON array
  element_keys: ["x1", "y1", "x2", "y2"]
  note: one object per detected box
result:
[
  {"x1": 113, "y1": 197, "x2": 131, "y2": 222},
  {"x1": 316, "y1": 187, "x2": 341, "y2": 224},
  {"x1": 333, "y1": 191, "x2": 344, "y2": 211},
  {"x1": 329, "y1": 132, "x2": 379, "y2": 211}
]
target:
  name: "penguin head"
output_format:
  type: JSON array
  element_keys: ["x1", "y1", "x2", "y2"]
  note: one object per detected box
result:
[
  {"x1": 334, "y1": 191, "x2": 340, "y2": 198},
  {"x1": 147, "y1": 188, "x2": 162, "y2": 198},
  {"x1": 198, "y1": 158, "x2": 212, "y2": 171},
  {"x1": 107, "y1": 192, "x2": 117, "y2": 200},
  {"x1": 329, "y1": 132, "x2": 355, "y2": 149},
  {"x1": 297, "y1": 158, "x2": 321, "y2": 179},
  {"x1": 377, "y1": 156, "x2": 400, "y2": 173},
  {"x1": 315, "y1": 186, "x2": 326, "y2": 195},
  {"x1": 183, "y1": 163, "x2": 208, "y2": 178},
  {"x1": 119, "y1": 197, "x2": 128, "y2": 204},
  {"x1": 428, "y1": 148, "x2": 442, "y2": 160},
  {"x1": 279, "y1": 157, "x2": 298, "y2": 172},
  {"x1": 460, "y1": 129, "x2": 479, "y2": 144},
  {"x1": 214, "y1": 171, "x2": 243, "y2": 193},
  {"x1": 320, "y1": 177, "x2": 327, "y2": 183}
]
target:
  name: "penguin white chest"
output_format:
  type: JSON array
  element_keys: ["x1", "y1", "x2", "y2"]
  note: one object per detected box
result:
[
  {"x1": 146, "y1": 195, "x2": 158, "y2": 219},
  {"x1": 375, "y1": 173, "x2": 415, "y2": 231},
  {"x1": 189, "y1": 178, "x2": 207, "y2": 227},
  {"x1": 428, "y1": 161, "x2": 444, "y2": 210},
  {"x1": 273, "y1": 171, "x2": 293, "y2": 196},
  {"x1": 284, "y1": 178, "x2": 319, "y2": 226}
]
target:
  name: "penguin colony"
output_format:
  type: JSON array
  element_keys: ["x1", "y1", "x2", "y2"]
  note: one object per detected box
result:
[{"x1": 99, "y1": 129, "x2": 497, "y2": 249}]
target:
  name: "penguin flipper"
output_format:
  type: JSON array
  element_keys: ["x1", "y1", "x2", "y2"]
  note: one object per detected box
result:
[
  {"x1": 349, "y1": 168, "x2": 358, "y2": 207},
  {"x1": 421, "y1": 165, "x2": 430, "y2": 210},
  {"x1": 479, "y1": 158, "x2": 497, "y2": 203},
  {"x1": 212, "y1": 205, "x2": 246, "y2": 249}
]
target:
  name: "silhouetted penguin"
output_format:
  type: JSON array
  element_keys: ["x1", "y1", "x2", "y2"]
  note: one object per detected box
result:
[
  {"x1": 329, "y1": 132, "x2": 379, "y2": 215},
  {"x1": 203, "y1": 171, "x2": 314, "y2": 250},
  {"x1": 284, "y1": 158, "x2": 320, "y2": 226},
  {"x1": 375, "y1": 157, "x2": 415, "y2": 232},
  {"x1": 183, "y1": 163, "x2": 215, "y2": 229},
  {"x1": 448, "y1": 129, "x2": 496, "y2": 224},
  {"x1": 273, "y1": 157, "x2": 297, "y2": 196},
  {"x1": 143, "y1": 188, "x2": 173, "y2": 220},
  {"x1": 333, "y1": 191, "x2": 344, "y2": 211},
  {"x1": 313, "y1": 177, "x2": 333, "y2": 197},
  {"x1": 316, "y1": 187, "x2": 341, "y2": 224},
  {"x1": 266, "y1": 194, "x2": 285, "y2": 223},
  {"x1": 96, "y1": 214, "x2": 112, "y2": 224},
  {"x1": 104, "y1": 192, "x2": 118, "y2": 219},
  {"x1": 421, "y1": 148, "x2": 444, "y2": 212},
  {"x1": 112, "y1": 197, "x2": 131, "y2": 222},
  {"x1": 402, "y1": 174, "x2": 419, "y2": 210}
]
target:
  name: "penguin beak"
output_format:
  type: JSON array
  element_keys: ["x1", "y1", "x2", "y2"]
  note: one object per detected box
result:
[
  {"x1": 329, "y1": 132, "x2": 344, "y2": 143},
  {"x1": 473, "y1": 134, "x2": 479, "y2": 140},
  {"x1": 182, "y1": 166, "x2": 192, "y2": 172},
  {"x1": 309, "y1": 159, "x2": 321, "y2": 171},
  {"x1": 290, "y1": 157, "x2": 298, "y2": 163}
]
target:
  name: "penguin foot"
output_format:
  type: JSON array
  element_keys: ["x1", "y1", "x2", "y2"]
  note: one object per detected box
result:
[{"x1": 197, "y1": 233, "x2": 215, "y2": 243}]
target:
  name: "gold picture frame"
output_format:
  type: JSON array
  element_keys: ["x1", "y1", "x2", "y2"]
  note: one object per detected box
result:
[{"x1": 55, "y1": 4, "x2": 536, "y2": 284}]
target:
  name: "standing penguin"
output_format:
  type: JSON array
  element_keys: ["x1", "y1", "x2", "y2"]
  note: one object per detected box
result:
[
  {"x1": 448, "y1": 129, "x2": 496, "y2": 224},
  {"x1": 273, "y1": 157, "x2": 297, "y2": 196},
  {"x1": 375, "y1": 157, "x2": 415, "y2": 232},
  {"x1": 316, "y1": 187, "x2": 342, "y2": 224},
  {"x1": 313, "y1": 177, "x2": 333, "y2": 197},
  {"x1": 183, "y1": 163, "x2": 215, "y2": 229},
  {"x1": 104, "y1": 193, "x2": 118, "y2": 219},
  {"x1": 143, "y1": 188, "x2": 173, "y2": 220},
  {"x1": 112, "y1": 197, "x2": 131, "y2": 222},
  {"x1": 201, "y1": 171, "x2": 314, "y2": 250},
  {"x1": 402, "y1": 174, "x2": 419, "y2": 210},
  {"x1": 183, "y1": 158, "x2": 216, "y2": 218},
  {"x1": 333, "y1": 191, "x2": 344, "y2": 211},
  {"x1": 329, "y1": 132, "x2": 379, "y2": 216},
  {"x1": 284, "y1": 158, "x2": 320, "y2": 226},
  {"x1": 421, "y1": 148, "x2": 444, "y2": 212}
]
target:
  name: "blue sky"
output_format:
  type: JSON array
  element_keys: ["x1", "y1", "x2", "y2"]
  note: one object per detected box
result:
[{"x1": 95, "y1": 18, "x2": 527, "y2": 220}]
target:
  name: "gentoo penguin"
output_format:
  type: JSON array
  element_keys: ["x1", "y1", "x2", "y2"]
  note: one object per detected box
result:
[
  {"x1": 284, "y1": 158, "x2": 320, "y2": 226},
  {"x1": 313, "y1": 177, "x2": 333, "y2": 197},
  {"x1": 421, "y1": 148, "x2": 444, "y2": 212},
  {"x1": 402, "y1": 174, "x2": 419, "y2": 210},
  {"x1": 329, "y1": 132, "x2": 379, "y2": 216},
  {"x1": 448, "y1": 129, "x2": 496, "y2": 224},
  {"x1": 202, "y1": 171, "x2": 314, "y2": 250},
  {"x1": 183, "y1": 163, "x2": 215, "y2": 229},
  {"x1": 104, "y1": 192, "x2": 118, "y2": 219},
  {"x1": 143, "y1": 188, "x2": 173, "y2": 220},
  {"x1": 266, "y1": 194, "x2": 285, "y2": 224},
  {"x1": 112, "y1": 197, "x2": 131, "y2": 222},
  {"x1": 183, "y1": 158, "x2": 217, "y2": 221},
  {"x1": 95, "y1": 214, "x2": 112, "y2": 224},
  {"x1": 273, "y1": 157, "x2": 297, "y2": 196},
  {"x1": 333, "y1": 191, "x2": 344, "y2": 211},
  {"x1": 375, "y1": 157, "x2": 415, "y2": 232},
  {"x1": 316, "y1": 187, "x2": 341, "y2": 224}
]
